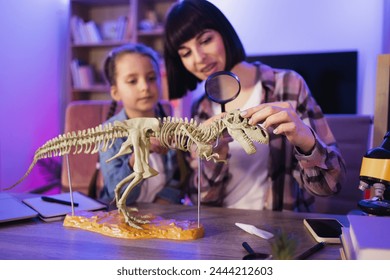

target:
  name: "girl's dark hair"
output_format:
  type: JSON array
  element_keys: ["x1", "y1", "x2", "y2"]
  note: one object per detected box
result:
[
  {"x1": 103, "y1": 43, "x2": 161, "y2": 86},
  {"x1": 163, "y1": 0, "x2": 246, "y2": 100}
]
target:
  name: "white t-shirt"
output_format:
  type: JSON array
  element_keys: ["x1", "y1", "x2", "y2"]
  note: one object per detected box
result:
[
  {"x1": 136, "y1": 153, "x2": 166, "y2": 203},
  {"x1": 212, "y1": 81, "x2": 270, "y2": 210}
]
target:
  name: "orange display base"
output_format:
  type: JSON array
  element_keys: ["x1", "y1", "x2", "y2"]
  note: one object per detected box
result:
[{"x1": 63, "y1": 210, "x2": 204, "y2": 240}]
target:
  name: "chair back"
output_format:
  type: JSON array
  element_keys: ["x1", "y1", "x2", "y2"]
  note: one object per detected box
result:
[{"x1": 312, "y1": 114, "x2": 372, "y2": 214}]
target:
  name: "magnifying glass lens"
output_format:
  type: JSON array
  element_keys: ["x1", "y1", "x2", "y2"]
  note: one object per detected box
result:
[{"x1": 205, "y1": 71, "x2": 241, "y2": 112}]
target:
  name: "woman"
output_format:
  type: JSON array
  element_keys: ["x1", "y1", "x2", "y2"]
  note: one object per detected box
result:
[{"x1": 163, "y1": 0, "x2": 345, "y2": 211}]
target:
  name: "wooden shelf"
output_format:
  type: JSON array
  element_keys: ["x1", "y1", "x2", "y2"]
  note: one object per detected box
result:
[
  {"x1": 72, "y1": 0, "x2": 129, "y2": 5},
  {"x1": 72, "y1": 40, "x2": 130, "y2": 48},
  {"x1": 137, "y1": 27, "x2": 164, "y2": 37},
  {"x1": 73, "y1": 85, "x2": 110, "y2": 93},
  {"x1": 69, "y1": 0, "x2": 177, "y2": 102}
]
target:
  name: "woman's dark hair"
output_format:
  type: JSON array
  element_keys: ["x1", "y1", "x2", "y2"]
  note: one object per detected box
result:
[
  {"x1": 163, "y1": 0, "x2": 246, "y2": 99},
  {"x1": 103, "y1": 43, "x2": 161, "y2": 86}
]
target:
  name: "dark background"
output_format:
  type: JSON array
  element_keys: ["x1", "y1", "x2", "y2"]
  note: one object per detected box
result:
[{"x1": 247, "y1": 51, "x2": 358, "y2": 114}]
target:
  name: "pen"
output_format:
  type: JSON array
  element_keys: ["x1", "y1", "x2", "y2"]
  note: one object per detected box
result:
[
  {"x1": 296, "y1": 242, "x2": 325, "y2": 260},
  {"x1": 41, "y1": 196, "x2": 79, "y2": 207}
]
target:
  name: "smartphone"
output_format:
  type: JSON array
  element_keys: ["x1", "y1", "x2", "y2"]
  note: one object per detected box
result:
[{"x1": 303, "y1": 218, "x2": 343, "y2": 244}]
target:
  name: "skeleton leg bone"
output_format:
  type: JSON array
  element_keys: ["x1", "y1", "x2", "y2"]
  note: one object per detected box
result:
[
  {"x1": 116, "y1": 173, "x2": 149, "y2": 229},
  {"x1": 113, "y1": 127, "x2": 158, "y2": 228},
  {"x1": 114, "y1": 173, "x2": 136, "y2": 208}
]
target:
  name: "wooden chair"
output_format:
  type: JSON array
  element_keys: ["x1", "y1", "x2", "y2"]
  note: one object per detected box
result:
[
  {"x1": 61, "y1": 100, "x2": 115, "y2": 196},
  {"x1": 312, "y1": 114, "x2": 372, "y2": 214}
]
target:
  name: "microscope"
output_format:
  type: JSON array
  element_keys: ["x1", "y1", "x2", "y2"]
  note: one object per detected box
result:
[{"x1": 358, "y1": 131, "x2": 390, "y2": 215}]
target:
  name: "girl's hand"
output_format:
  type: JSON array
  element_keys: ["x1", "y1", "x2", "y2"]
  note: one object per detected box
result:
[
  {"x1": 149, "y1": 137, "x2": 169, "y2": 154},
  {"x1": 128, "y1": 137, "x2": 168, "y2": 168},
  {"x1": 241, "y1": 102, "x2": 315, "y2": 153}
]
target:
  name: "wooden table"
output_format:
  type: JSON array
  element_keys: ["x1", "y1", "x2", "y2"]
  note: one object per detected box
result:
[{"x1": 0, "y1": 202, "x2": 347, "y2": 260}]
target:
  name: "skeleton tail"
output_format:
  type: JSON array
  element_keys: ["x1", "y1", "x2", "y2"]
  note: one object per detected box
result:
[{"x1": 4, "y1": 122, "x2": 129, "y2": 190}]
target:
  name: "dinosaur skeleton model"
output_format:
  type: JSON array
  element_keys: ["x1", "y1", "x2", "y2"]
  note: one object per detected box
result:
[{"x1": 7, "y1": 109, "x2": 269, "y2": 228}]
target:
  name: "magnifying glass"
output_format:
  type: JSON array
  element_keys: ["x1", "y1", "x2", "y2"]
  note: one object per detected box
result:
[
  {"x1": 205, "y1": 71, "x2": 241, "y2": 113},
  {"x1": 242, "y1": 242, "x2": 272, "y2": 260}
]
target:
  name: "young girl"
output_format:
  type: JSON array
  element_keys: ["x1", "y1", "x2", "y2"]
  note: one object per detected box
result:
[{"x1": 99, "y1": 43, "x2": 190, "y2": 205}]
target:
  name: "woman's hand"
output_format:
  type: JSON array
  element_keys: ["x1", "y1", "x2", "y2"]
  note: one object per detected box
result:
[{"x1": 241, "y1": 102, "x2": 315, "y2": 154}]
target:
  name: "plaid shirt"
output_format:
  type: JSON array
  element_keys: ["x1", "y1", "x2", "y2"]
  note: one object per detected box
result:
[{"x1": 190, "y1": 62, "x2": 346, "y2": 211}]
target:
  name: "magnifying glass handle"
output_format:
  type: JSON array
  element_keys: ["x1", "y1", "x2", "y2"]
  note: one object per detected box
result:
[{"x1": 221, "y1": 103, "x2": 226, "y2": 113}]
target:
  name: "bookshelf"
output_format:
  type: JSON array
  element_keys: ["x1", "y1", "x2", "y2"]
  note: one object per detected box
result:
[{"x1": 69, "y1": 0, "x2": 177, "y2": 101}]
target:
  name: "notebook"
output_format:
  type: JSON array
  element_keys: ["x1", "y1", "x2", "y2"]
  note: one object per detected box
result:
[
  {"x1": 22, "y1": 192, "x2": 107, "y2": 222},
  {"x1": 0, "y1": 193, "x2": 38, "y2": 223}
]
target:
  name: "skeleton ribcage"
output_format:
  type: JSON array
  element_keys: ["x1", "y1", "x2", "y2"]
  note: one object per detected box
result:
[{"x1": 158, "y1": 117, "x2": 223, "y2": 152}]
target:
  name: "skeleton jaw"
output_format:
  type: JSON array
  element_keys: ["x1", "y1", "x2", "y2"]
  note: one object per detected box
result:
[{"x1": 223, "y1": 110, "x2": 269, "y2": 154}]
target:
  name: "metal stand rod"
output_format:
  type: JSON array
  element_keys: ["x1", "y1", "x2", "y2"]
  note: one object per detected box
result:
[
  {"x1": 65, "y1": 154, "x2": 75, "y2": 216},
  {"x1": 197, "y1": 157, "x2": 202, "y2": 228}
]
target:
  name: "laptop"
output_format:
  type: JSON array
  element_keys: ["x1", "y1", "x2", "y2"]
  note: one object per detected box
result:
[{"x1": 0, "y1": 193, "x2": 38, "y2": 223}]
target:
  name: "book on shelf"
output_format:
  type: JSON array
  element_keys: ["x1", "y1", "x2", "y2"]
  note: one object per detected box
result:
[
  {"x1": 70, "y1": 16, "x2": 102, "y2": 44},
  {"x1": 70, "y1": 15, "x2": 83, "y2": 44},
  {"x1": 117, "y1": 16, "x2": 128, "y2": 40},
  {"x1": 70, "y1": 59, "x2": 96, "y2": 88},
  {"x1": 70, "y1": 59, "x2": 81, "y2": 87},
  {"x1": 78, "y1": 65, "x2": 95, "y2": 88},
  {"x1": 71, "y1": 15, "x2": 128, "y2": 44},
  {"x1": 340, "y1": 215, "x2": 390, "y2": 260},
  {"x1": 84, "y1": 21, "x2": 102, "y2": 43}
]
